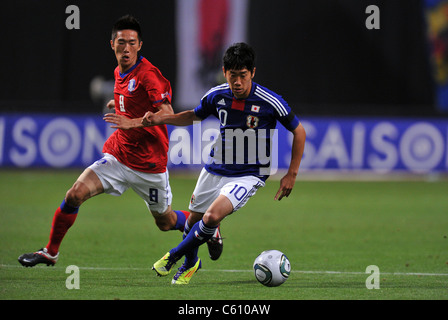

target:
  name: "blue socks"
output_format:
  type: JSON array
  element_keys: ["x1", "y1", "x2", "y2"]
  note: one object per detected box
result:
[
  {"x1": 170, "y1": 219, "x2": 217, "y2": 266},
  {"x1": 173, "y1": 210, "x2": 188, "y2": 231},
  {"x1": 183, "y1": 222, "x2": 198, "y2": 267}
]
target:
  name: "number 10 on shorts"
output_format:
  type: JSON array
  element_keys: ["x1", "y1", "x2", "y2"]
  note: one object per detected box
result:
[{"x1": 229, "y1": 184, "x2": 248, "y2": 201}]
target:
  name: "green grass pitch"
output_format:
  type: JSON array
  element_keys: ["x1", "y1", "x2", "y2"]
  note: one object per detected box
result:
[{"x1": 0, "y1": 170, "x2": 447, "y2": 300}]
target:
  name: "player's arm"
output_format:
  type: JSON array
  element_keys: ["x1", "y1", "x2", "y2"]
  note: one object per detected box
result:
[
  {"x1": 103, "y1": 113, "x2": 145, "y2": 130},
  {"x1": 274, "y1": 122, "x2": 306, "y2": 201},
  {"x1": 142, "y1": 109, "x2": 202, "y2": 127},
  {"x1": 103, "y1": 101, "x2": 174, "y2": 130},
  {"x1": 155, "y1": 101, "x2": 174, "y2": 117}
]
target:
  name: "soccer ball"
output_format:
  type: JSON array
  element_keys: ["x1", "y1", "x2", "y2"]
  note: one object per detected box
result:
[{"x1": 253, "y1": 250, "x2": 291, "y2": 287}]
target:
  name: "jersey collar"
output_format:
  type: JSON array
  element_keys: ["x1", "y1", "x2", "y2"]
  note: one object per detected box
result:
[{"x1": 119, "y1": 56, "x2": 143, "y2": 78}]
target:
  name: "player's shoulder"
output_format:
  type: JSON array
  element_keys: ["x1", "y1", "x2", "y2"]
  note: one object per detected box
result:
[
  {"x1": 138, "y1": 57, "x2": 159, "y2": 74},
  {"x1": 201, "y1": 83, "x2": 230, "y2": 100},
  {"x1": 252, "y1": 82, "x2": 290, "y2": 116},
  {"x1": 138, "y1": 57, "x2": 169, "y2": 82},
  {"x1": 253, "y1": 82, "x2": 284, "y2": 101}
]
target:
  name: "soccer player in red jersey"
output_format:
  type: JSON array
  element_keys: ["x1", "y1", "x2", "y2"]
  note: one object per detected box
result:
[{"x1": 18, "y1": 15, "x2": 196, "y2": 267}]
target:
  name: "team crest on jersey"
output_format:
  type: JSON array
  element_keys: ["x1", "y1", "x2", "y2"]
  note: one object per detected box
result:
[
  {"x1": 247, "y1": 115, "x2": 259, "y2": 129},
  {"x1": 128, "y1": 78, "x2": 136, "y2": 93}
]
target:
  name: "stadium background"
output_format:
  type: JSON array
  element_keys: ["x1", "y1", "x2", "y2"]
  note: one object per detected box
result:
[
  {"x1": 1, "y1": 0, "x2": 447, "y2": 175},
  {"x1": 1, "y1": 1, "x2": 447, "y2": 303}
]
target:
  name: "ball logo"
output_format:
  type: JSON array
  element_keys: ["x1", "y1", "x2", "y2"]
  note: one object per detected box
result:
[
  {"x1": 254, "y1": 264, "x2": 272, "y2": 285},
  {"x1": 279, "y1": 255, "x2": 291, "y2": 278},
  {"x1": 255, "y1": 269, "x2": 267, "y2": 282}
]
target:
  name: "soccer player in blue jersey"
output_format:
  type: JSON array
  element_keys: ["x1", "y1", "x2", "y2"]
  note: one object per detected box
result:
[{"x1": 111, "y1": 42, "x2": 306, "y2": 284}]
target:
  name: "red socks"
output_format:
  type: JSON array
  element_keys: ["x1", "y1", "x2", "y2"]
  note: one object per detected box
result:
[{"x1": 45, "y1": 200, "x2": 78, "y2": 256}]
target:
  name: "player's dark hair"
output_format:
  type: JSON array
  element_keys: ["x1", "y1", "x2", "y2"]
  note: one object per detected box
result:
[
  {"x1": 223, "y1": 42, "x2": 256, "y2": 72},
  {"x1": 111, "y1": 15, "x2": 142, "y2": 42}
]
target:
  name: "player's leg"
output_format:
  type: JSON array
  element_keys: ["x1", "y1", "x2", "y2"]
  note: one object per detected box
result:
[
  {"x1": 202, "y1": 176, "x2": 264, "y2": 260},
  {"x1": 47, "y1": 168, "x2": 104, "y2": 253},
  {"x1": 150, "y1": 206, "x2": 190, "y2": 232},
  {"x1": 173, "y1": 196, "x2": 230, "y2": 268},
  {"x1": 152, "y1": 169, "x2": 220, "y2": 276},
  {"x1": 18, "y1": 168, "x2": 104, "y2": 267},
  {"x1": 130, "y1": 169, "x2": 190, "y2": 232},
  {"x1": 184, "y1": 209, "x2": 223, "y2": 261},
  {"x1": 202, "y1": 195, "x2": 233, "y2": 226},
  {"x1": 169, "y1": 196, "x2": 231, "y2": 284},
  {"x1": 184, "y1": 210, "x2": 203, "y2": 234},
  {"x1": 157, "y1": 175, "x2": 265, "y2": 283},
  {"x1": 187, "y1": 169, "x2": 224, "y2": 260},
  {"x1": 153, "y1": 197, "x2": 231, "y2": 278},
  {"x1": 171, "y1": 195, "x2": 232, "y2": 259},
  {"x1": 181, "y1": 210, "x2": 202, "y2": 266},
  {"x1": 161, "y1": 210, "x2": 202, "y2": 284}
]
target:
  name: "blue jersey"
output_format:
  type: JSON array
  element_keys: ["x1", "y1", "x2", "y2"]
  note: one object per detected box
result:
[{"x1": 194, "y1": 82, "x2": 300, "y2": 180}]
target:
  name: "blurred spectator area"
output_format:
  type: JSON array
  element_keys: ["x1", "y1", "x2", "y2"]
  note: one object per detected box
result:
[{"x1": 0, "y1": 0, "x2": 444, "y2": 117}]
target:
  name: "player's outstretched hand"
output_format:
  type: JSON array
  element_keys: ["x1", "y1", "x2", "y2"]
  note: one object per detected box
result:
[
  {"x1": 103, "y1": 113, "x2": 136, "y2": 130},
  {"x1": 142, "y1": 111, "x2": 162, "y2": 127},
  {"x1": 274, "y1": 172, "x2": 296, "y2": 201}
]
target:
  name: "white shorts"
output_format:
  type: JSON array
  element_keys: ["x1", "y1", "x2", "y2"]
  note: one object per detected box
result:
[
  {"x1": 88, "y1": 153, "x2": 172, "y2": 214},
  {"x1": 189, "y1": 168, "x2": 265, "y2": 213}
]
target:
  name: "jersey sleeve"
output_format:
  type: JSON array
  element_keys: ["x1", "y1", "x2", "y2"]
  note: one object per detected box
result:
[
  {"x1": 194, "y1": 92, "x2": 219, "y2": 119},
  {"x1": 274, "y1": 95, "x2": 300, "y2": 132},
  {"x1": 142, "y1": 68, "x2": 172, "y2": 108}
]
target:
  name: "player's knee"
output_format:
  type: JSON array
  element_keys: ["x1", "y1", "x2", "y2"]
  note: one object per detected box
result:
[
  {"x1": 65, "y1": 182, "x2": 89, "y2": 207},
  {"x1": 203, "y1": 195, "x2": 233, "y2": 226},
  {"x1": 203, "y1": 211, "x2": 221, "y2": 227}
]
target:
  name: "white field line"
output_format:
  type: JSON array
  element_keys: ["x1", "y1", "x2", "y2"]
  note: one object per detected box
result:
[{"x1": 1, "y1": 264, "x2": 448, "y2": 277}]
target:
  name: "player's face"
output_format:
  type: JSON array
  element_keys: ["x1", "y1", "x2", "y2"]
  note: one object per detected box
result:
[
  {"x1": 223, "y1": 67, "x2": 255, "y2": 99},
  {"x1": 111, "y1": 30, "x2": 142, "y2": 73}
]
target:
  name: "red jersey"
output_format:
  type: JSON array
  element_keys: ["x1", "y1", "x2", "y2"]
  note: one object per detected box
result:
[{"x1": 103, "y1": 56, "x2": 172, "y2": 173}]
